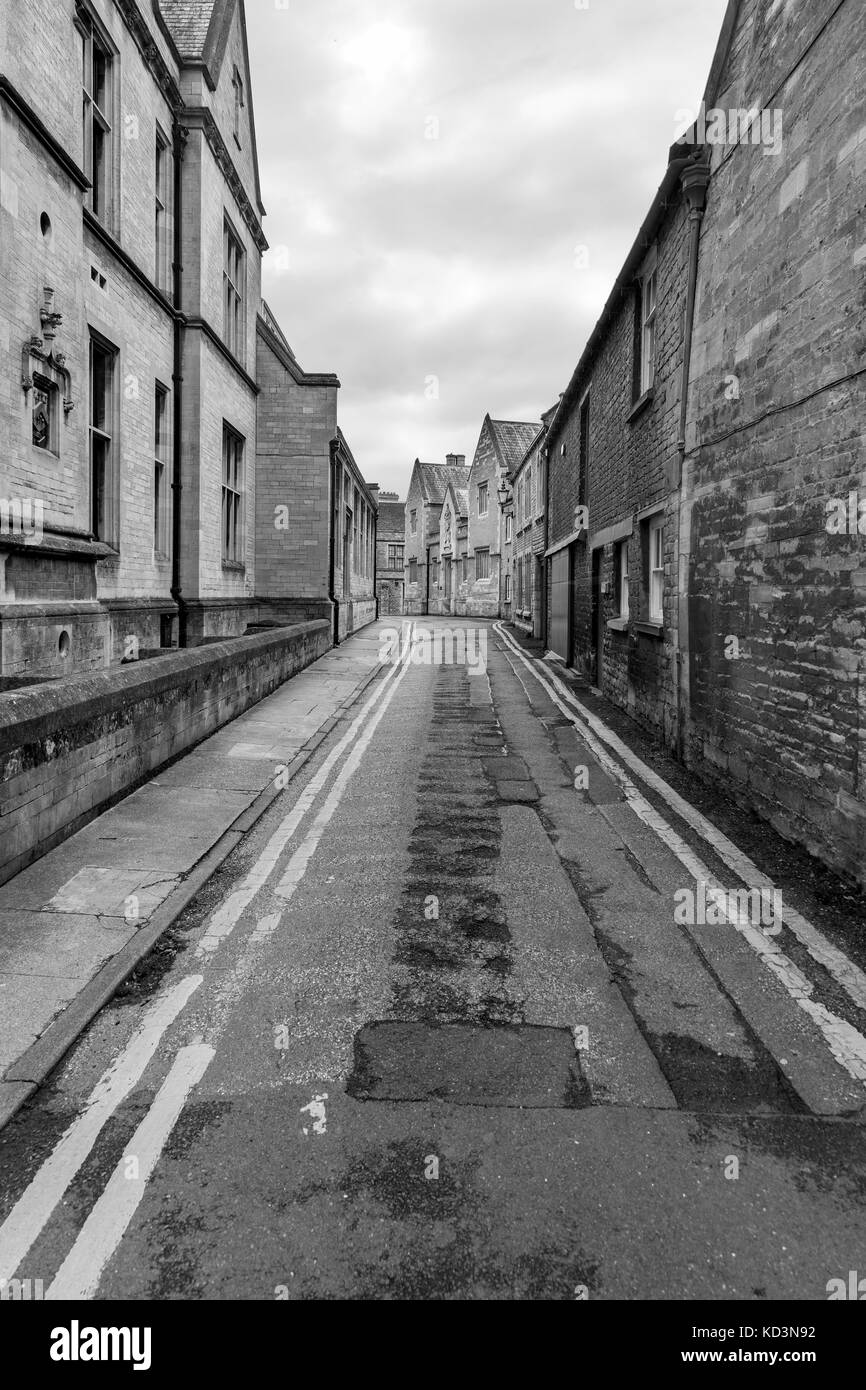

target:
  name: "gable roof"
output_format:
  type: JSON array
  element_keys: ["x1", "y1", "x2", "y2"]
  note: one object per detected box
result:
[
  {"x1": 482, "y1": 417, "x2": 542, "y2": 475},
  {"x1": 442, "y1": 478, "x2": 469, "y2": 520},
  {"x1": 409, "y1": 459, "x2": 470, "y2": 506},
  {"x1": 157, "y1": 1, "x2": 266, "y2": 218}
]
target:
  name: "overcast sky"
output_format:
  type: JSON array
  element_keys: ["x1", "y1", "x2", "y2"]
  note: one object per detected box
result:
[{"x1": 246, "y1": 0, "x2": 729, "y2": 497}]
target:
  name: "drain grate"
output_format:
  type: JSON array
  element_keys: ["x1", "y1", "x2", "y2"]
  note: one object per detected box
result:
[{"x1": 346, "y1": 1022, "x2": 591, "y2": 1108}]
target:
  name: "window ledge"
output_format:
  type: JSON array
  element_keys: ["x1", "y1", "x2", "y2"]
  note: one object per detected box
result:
[
  {"x1": 627, "y1": 388, "x2": 654, "y2": 424},
  {"x1": 635, "y1": 620, "x2": 663, "y2": 637},
  {"x1": 607, "y1": 617, "x2": 629, "y2": 632},
  {"x1": 222, "y1": 561, "x2": 246, "y2": 573}
]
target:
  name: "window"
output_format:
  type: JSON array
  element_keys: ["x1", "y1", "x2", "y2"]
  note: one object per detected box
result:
[
  {"x1": 409, "y1": 558, "x2": 418, "y2": 584},
  {"x1": 524, "y1": 555, "x2": 532, "y2": 610},
  {"x1": 431, "y1": 558, "x2": 438, "y2": 586},
  {"x1": 478, "y1": 482, "x2": 489, "y2": 517},
  {"x1": 154, "y1": 385, "x2": 170, "y2": 558},
  {"x1": 616, "y1": 540, "x2": 629, "y2": 619},
  {"x1": 232, "y1": 67, "x2": 245, "y2": 146},
  {"x1": 461, "y1": 553, "x2": 468, "y2": 583},
  {"x1": 32, "y1": 374, "x2": 58, "y2": 454},
  {"x1": 527, "y1": 465, "x2": 534, "y2": 517},
  {"x1": 222, "y1": 425, "x2": 244, "y2": 564},
  {"x1": 223, "y1": 218, "x2": 245, "y2": 360},
  {"x1": 89, "y1": 335, "x2": 117, "y2": 544},
  {"x1": 640, "y1": 266, "x2": 658, "y2": 394},
  {"x1": 410, "y1": 508, "x2": 417, "y2": 535},
  {"x1": 475, "y1": 547, "x2": 490, "y2": 581},
  {"x1": 504, "y1": 573, "x2": 511, "y2": 602},
  {"x1": 387, "y1": 543, "x2": 403, "y2": 569},
  {"x1": 505, "y1": 513, "x2": 513, "y2": 543},
  {"x1": 155, "y1": 127, "x2": 171, "y2": 294},
  {"x1": 640, "y1": 513, "x2": 664, "y2": 625},
  {"x1": 515, "y1": 553, "x2": 523, "y2": 608},
  {"x1": 80, "y1": 8, "x2": 114, "y2": 224}
]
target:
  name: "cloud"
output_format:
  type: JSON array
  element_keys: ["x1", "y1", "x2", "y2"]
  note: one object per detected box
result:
[{"x1": 249, "y1": 0, "x2": 729, "y2": 494}]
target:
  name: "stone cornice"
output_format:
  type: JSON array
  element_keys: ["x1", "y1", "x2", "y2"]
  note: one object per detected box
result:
[{"x1": 181, "y1": 107, "x2": 268, "y2": 252}]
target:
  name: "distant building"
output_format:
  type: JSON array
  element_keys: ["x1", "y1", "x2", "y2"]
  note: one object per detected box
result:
[
  {"x1": 403, "y1": 455, "x2": 469, "y2": 615},
  {"x1": 509, "y1": 409, "x2": 555, "y2": 640},
  {"x1": 374, "y1": 491, "x2": 405, "y2": 617},
  {"x1": 461, "y1": 416, "x2": 539, "y2": 619}
]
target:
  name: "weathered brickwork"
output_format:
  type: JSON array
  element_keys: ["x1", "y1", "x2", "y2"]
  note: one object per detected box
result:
[
  {"x1": 684, "y1": 0, "x2": 866, "y2": 884},
  {"x1": 546, "y1": 182, "x2": 691, "y2": 744}
]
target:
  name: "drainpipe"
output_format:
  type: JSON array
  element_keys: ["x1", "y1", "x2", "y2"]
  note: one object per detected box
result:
[
  {"x1": 673, "y1": 156, "x2": 711, "y2": 762},
  {"x1": 170, "y1": 121, "x2": 187, "y2": 646},
  {"x1": 328, "y1": 437, "x2": 339, "y2": 646}
]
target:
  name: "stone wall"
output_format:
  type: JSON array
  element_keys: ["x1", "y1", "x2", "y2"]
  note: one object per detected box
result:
[
  {"x1": 684, "y1": 0, "x2": 866, "y2": 885},
  {"x1": 0, "y1": 620, "x2": 331, "y2": 886}
]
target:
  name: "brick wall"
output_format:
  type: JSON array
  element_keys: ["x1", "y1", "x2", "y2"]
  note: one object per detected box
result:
[{"x1": 684, "y1": 0, "x2": 866, "y2": 884}]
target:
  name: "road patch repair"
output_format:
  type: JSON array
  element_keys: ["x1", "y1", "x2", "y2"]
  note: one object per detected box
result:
[{"x1": 346, "y1": 1021, "x2": 591, "y2": 1108}]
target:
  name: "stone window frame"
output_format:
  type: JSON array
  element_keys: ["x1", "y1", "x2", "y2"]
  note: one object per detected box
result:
[
  {"x1": 232, "y1": 65, "x2": 245, "y2": 149},
  {"x1": 153, "y1": 382, "x2": 171, "y2": 560},
  {"x1": 223, "y1": 214, "x2": 246, "y2": 364},
  {"x1": 637, "y1": 505, "x2": 665, "y2": 631},
  {"x1": 638, "y1": 246, "x2": 659, "y2": 397},
  {"x1": 475, "y1": 546, "x2": 491, "y2": 581},
  {"x1": 88, "y1": 329, "x2": 120, "y2": 548},
  {"x1": 154, "y1": 124, "x2": 172, "y2": 295},
  {"x1": 76, "y1": 1, "x2": 119, "y2": 233},
  {"x1": 615, "y1": 538, "x2": 630, "y2": 620},
  {"x1": 477, "y1": 481, "x2": 489, "y2": 518},
  {"x1": 221, "y1": 421, "x2": 245, "y2": 568}
]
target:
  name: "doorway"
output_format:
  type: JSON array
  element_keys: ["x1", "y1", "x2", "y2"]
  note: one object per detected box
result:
[{"x1": 591, "y1": 547, "x2": 603, "y2": 688}]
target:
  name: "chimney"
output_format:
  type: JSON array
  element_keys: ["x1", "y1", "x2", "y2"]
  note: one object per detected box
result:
[{"x1": 446, "y1": 453, "x2": 466, "y2": 468}]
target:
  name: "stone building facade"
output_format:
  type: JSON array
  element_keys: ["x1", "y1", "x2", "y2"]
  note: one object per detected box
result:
[
  {"x1": 510, "y1": 418, "x2": 550, "y2": 640},
  {"x1": 254, "y1": 302, "x2": 340, "y2": 628},
  {"x1": 403, "y1": 455, "x2": 468, "y2": 616},
  {"x1": 374, "y1": 492, "x2": 405, "y2": 617},
  {"x1": 431, "y1": 478, "x2": 469, "y2": 618},
  {"x1": 1, "y1": 0, "x2": 379, "y2": 680},
  {"x1": 0, "y1": 0, "x2": 269, "y2": 676},
  {"x1": 330, "y1": 430, "x2": 377, "y2": 642},
  {"x1": 460, "y1": 416, "x2": 539, "y2": 619},
  {"x1": 544, "y1": 0, "x2": 866, "y2": 886}
]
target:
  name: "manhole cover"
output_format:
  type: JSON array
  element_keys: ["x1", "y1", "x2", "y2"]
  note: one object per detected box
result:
[{"x1": 346, "y1": 1022, "x2": 590, "y2": 1108}]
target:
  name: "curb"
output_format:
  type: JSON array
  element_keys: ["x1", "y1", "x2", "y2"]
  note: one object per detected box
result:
[{"x1": 0, "y1": 655, "x2": 388, "y2": 1134}]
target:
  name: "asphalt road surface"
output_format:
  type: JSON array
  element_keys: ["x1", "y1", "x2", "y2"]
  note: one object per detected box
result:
[{"x1": 1, "y1": 619, "x2": 865, "y2": 1301}]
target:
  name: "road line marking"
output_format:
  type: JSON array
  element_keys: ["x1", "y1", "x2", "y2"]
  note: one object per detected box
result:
[
  {"x1": 46, "y1": 1043, "x2": 214, "y2": 1301},
  {"x1": 495, "y1": 624, "x2": 866, "y2": 1087},
  {"x1": 0, "y1": 975, "x2": 202, "y2": 1283},
  {"x1": 196, "y1": 625, "x2": 416, "y2": 956},
  {"x1": 496, "y1": 623, "x2": 866, "y2": 1015},
  {"x1": 272, "y1": 640, "x2": 416, "y2": 907}
]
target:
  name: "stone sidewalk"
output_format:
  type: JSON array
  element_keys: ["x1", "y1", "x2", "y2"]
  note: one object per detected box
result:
[{"x1": 0, "y1": 621, "x2": 388, "y2": 1124}]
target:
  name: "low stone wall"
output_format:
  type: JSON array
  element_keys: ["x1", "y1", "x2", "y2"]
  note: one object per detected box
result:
[{"x1": 0, "y1": 620, "x2": 331, "y2": 886}]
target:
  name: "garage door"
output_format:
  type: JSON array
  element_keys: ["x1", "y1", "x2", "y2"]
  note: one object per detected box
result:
[{"x1": 548, "y1": 547, "x2": 571, "y2": 661}]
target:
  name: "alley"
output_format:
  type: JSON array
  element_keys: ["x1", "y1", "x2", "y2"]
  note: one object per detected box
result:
[{"x1": 1, "y1": 619, "x2": 865, "y2": 1301}]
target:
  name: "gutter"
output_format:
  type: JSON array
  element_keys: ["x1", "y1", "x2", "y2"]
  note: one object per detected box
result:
[
  {"x1": 674, "y1": 158, "x2": 711, "y2": 762},
  {"x1": 328, "y1": 437, "x2": 340, "y2": 647},
  {"x1": 170, "y1": 120, "x2": 187, "y2": 648}
]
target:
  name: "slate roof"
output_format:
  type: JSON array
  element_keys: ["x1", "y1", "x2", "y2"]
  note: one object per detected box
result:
[
  {"x1": 158, "y1": 0, "x2": 221, "y2": 58},
  {"x1": 489, "y1": 419, "x2": 542, "y2": 474},
  {"x1": 415, "y1": 461, "x2": 470, "y2": 505},
  {"x1": 444, "y1": 484, "x2": 469, "y2": 520}
]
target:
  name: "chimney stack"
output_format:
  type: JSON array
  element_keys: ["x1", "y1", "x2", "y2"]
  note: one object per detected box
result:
[{"x1": 446, "y1": 453, "x2": 466, "y2": 468}]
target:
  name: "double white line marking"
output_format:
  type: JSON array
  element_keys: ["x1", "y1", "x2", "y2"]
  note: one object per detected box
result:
[
  {"x1": 495, "y1": 622, "x2": 866, "y2": 1085},
  {"x1": 0, "y1": 626, "x2": 419, "y2": 1296}
]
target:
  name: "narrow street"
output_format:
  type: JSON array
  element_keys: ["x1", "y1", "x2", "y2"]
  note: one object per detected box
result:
[{"x1": 1, "y1": 619, "x2": 864, "y2": 1302}]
